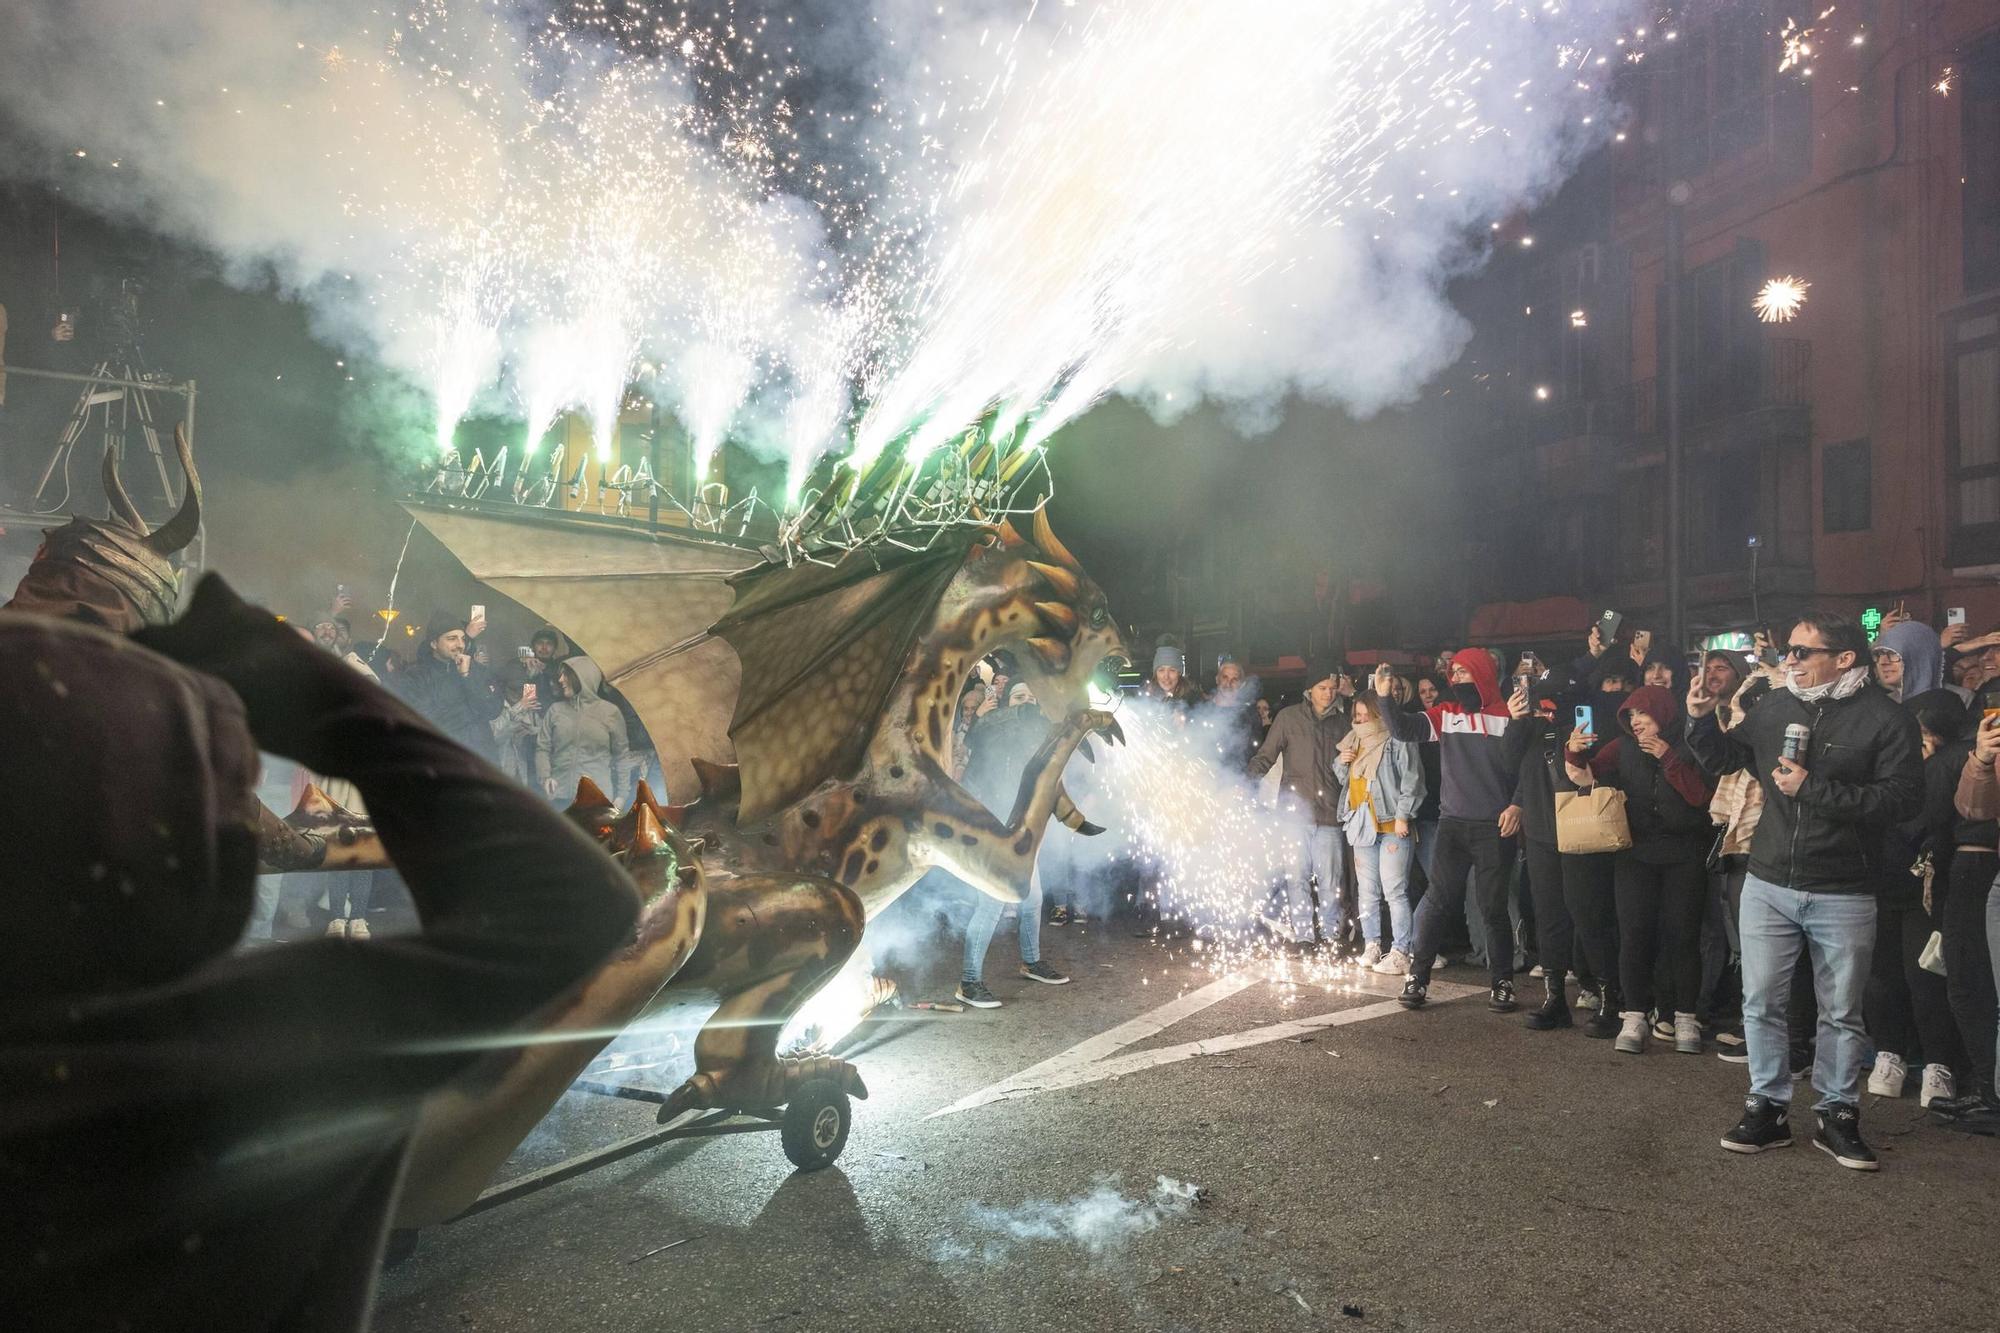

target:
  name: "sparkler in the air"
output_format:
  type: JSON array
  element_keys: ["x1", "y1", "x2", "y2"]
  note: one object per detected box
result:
[{"x1": 1755, "y1": 275, "x2": 1811, "y2": 324}]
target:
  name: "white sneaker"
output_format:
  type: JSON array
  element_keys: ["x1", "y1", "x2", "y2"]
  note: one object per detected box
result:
[
  {"x1": 1528, "y1": 964, "x2": 1546, "y2": 978},
  {"x1": 1374, "y1": 948, "x2": 1411, "y2": 975},
  {"x1": 1359, "y1": 941, "x2": 1384, "y2": 968},
  {"x1": 1432, "y1": 955, "x2": 1450, "y2": 971},
  {"x1": 347, "y1": 916, "x2": 371, "y2": 941},
  {"x1": 324, "y1": 918, "x2": 348, "y2": 939},
  {"x1": 1673, "y1": 1012, "x2": 1702, "y2": 1054},
  {"x1": 1920, "y1": 1063, "x2": 1954, "y2": 1108},
  {"x1": 1614, "y1": 1011, "x2": 1648, "y2": 1054},
  {"x1": 1866, "y1": 1051, "x2": 1907, "y2": 1098}
]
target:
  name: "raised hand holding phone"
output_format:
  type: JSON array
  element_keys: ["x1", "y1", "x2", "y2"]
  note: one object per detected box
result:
[{"x1": 1977, "y1": 712, "x2": 2000, "y2": 766}]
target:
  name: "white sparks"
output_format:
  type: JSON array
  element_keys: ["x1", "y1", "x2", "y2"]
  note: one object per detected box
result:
[{"x1": 1754, "y1": 275, "x2": 1811, "y2": 324}]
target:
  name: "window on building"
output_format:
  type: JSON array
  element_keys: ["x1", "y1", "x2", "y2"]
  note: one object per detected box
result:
[
  {"x1": 1661, "y1": 240, "x2": 1766, "y2": 423},
  {"x1": 1821, "y1": 439, "x2": 1872, "y2": 534},
  {"x1": 1947, "y1": 306, "x2": 2000, "y2": 566},
  {"x1": 1688, "y1": 447, "x2": 1761, "y2": 573},
  {"x1": 1617, "y1": 467, "x2": 1665, "y2": 581},
  {"x1": 1967, "y1": 37, "x2": 2000, "y2": 296}
]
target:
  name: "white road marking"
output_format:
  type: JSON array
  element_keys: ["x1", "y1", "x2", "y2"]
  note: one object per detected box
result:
[{"x1": 928, "y1": 971, "x2": 1485, "y2": 1117}]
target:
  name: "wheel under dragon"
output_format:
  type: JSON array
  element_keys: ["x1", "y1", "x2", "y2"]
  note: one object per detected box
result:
[{"x1": 374, "y1": 504, "x2": 1129, "y2": 1224}]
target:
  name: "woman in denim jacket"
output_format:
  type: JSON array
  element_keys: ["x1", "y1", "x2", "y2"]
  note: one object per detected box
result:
[{"x1": 1335, "y1": 691, "x2": 1427, "y2": 974}]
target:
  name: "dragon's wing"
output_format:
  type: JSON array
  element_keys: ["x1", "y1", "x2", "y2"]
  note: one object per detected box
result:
[
  {"x1": 712, "y1": 539, "x2": 969, "y2": 823},
  {"x1": 404, "y1": 505, "x2": 758, "y2": 801}
]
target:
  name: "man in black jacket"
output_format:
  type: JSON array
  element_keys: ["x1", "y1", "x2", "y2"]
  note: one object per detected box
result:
[
  {"x1": 1687, "y1": 609, "x2": 1923, "y2": 1170},
  {"x1": 393, "y1": 608, "x2": 505, "y2": 761},
  {"x1": 1249, "y1": 660, "x2": 1353, "y2": 948}
]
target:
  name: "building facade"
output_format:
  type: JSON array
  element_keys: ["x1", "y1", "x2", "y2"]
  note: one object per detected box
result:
[{"x1": 1457, "y1": 0, "x2": 2000, "y2": 645}]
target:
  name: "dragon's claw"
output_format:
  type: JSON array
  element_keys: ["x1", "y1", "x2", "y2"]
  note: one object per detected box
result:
[{"x1": 657, "y1": 1056, "x2": 868, "y2": 1124}]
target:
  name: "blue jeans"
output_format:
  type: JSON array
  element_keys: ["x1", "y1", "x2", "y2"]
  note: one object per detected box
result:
[
  {"x1": 964, "y1": 869, "x2": 1043, "y2": 982},
  {"x1": 1352, "y1": 831, "x2": 1414, "y2": 954},
  {"x1": 1414, "y1": 818, "x2": 1439, "y2": 882},
  {"x1": 1740, "y1": 874, "x2": 1876, "y2": 1109},
  {"x1": 1283, "y1": 826, "x2": 1342, "y2": 943}
]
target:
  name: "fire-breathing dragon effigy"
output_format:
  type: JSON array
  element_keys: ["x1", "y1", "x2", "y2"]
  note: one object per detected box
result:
[
  {"x1": 384, "y1": 499, "x2": 1129, "y2": 1223},
  {"x1": 6, "y1": 425, "x2": 1129, "y2": 1224}
]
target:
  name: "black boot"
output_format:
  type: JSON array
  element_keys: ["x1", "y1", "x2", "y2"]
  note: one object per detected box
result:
[
  {"x1": 1525, "y1": 975, "x2": 1572, "y2": 1030},
  {"x1": 1583, "y1": 985, "x2": 1620, "y2": 1039}
]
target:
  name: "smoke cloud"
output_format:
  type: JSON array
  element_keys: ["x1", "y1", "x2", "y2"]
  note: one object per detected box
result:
[
  {"x1": 0, "y1": 0, "x2": 1640, "y2": 477},
  {"x1": 935, "y1": 1175, "x2": 1203, "y2": 1263}
]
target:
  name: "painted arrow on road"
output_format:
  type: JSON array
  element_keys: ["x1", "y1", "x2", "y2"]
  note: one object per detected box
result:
[{"x1": 928, "y1": 970, "x2": 1485, "y2": 1118}]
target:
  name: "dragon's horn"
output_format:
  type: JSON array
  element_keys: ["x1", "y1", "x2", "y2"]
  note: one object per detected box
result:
[
  {"x1": 1027, "y1": 560, "x2": 1080, "y2": 600},
  {"x1": 1033, "y1": 601, "x2": 1079, "y2": 635},
  {"x1": 101, "y1": 445, "x2": 146, "y2": 530},
  {"x1": 992, "y1": 518, "x2": 1025, "y2": 548},
  {"x1": 1025, "y1": 636, "x2": 1071, "y2": 670},
  {"x1": 634, "y1": 779, "x2": 662, "y2": 813},
  {"x1": 571, "y1": 775, "x2": 612, "y2": 810},
  {"x1": 143, "y1": 424, "x2": 203, "y2": 556},
  {"x1": 1031, "y1": 504, "x2": 1081, "y2": 573}
]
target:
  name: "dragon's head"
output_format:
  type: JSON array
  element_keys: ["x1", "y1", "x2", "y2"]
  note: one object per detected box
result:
[{"x1": 976, "y1": 506, "x2": 1131, "y2": 724}]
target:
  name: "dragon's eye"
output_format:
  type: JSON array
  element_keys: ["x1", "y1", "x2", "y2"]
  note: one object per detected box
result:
[{"x1": 1089, "y1": 606, "x2": 1109, "y2": 629}]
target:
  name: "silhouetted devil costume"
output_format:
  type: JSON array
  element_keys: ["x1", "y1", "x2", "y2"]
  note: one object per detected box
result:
[{"x1": 0, "y1": 439, "x2": 639, "y2": 1331}]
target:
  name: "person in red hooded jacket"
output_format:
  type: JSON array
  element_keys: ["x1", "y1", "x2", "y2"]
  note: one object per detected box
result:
[
  {"x1": 1563, "y1": 684, "x2": 1717, "y2": 1055},
  {"x1": 1375, "y1": 650, "x2": 1534, "y2": 1012}
]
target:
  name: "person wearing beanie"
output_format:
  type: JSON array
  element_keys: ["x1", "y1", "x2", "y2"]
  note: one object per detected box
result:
[
  {"x1": 390, "y1": 607, "x2": 505, "y2": 761},
  {"x1": 1250, "y1": 658, "x2": 1355, "y2": 948},
  {"x1": 1145, "y1": 638, "x2": 1199, "y2": 710}
]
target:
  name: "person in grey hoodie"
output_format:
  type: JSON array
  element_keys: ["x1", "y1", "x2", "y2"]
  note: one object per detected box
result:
[
  {"x1": 536, "y1": 656, "x2": 631, "y2": 805},
  {"x1": 1872, "y1": 619, "x2": 1944, "y2": 703}
]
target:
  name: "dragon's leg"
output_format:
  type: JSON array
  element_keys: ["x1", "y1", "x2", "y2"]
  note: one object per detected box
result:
[
  {"x1": 656, "y1": 873, "x2": 869, "y2": 1120},
  {"x1": 919, "y1": 708, "x2": 1121, "y2": 903}
]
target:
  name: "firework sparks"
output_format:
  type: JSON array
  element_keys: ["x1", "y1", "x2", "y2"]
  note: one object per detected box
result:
[{"x1": 1754, "y1": 275, "x2": 1811, "y2": 324}]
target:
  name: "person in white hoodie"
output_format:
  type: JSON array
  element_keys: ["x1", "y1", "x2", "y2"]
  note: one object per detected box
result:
[{"x1": 536, "y1": 655, "x2": 631, "y2": 806}]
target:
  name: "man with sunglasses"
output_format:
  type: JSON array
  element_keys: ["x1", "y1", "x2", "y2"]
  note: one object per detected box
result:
[{"x1": 1685, "y1": 611, "x2": 1923, "y2": 1170}]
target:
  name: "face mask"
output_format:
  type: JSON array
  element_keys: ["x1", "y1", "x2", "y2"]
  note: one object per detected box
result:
[{"x1": 1453, "y1": 682, "x2": 1486, "y2": 711}]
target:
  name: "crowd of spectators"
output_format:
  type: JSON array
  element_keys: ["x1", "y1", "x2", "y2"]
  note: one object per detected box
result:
[
  {"x1": 255, "y1": 588, "x2": 659, "y2": 943},
  {"x1": 974, "y1": 611, "x2": 2000, "y2": 1172}
]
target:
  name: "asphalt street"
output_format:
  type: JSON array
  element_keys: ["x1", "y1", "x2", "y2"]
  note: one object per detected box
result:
[{"x1": 373, "y1": 922, "x2": 2000, "y2": 1333}]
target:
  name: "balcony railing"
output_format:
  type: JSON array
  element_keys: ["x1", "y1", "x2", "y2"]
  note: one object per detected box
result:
[{"x1": 1625, "y1": 337, "x2": 1810, "y2": 436}]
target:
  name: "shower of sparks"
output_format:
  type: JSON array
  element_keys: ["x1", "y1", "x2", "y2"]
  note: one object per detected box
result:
[
  {"x1": 1936, "y1": 67, "x2": 1955, "y2": 97},
  {"x1": 282, "y1": 0, "x2": 1634, "y2": 505},
  {"x1": 1065, "y1": 697, "x2": 1375, "y2": 990},
  {"x1": 1754, "y1": 275, "x2": 1810, "y2": 324},
  {"x1": 779, "y1": 953, "x2": 898, "y2": 1056}
]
